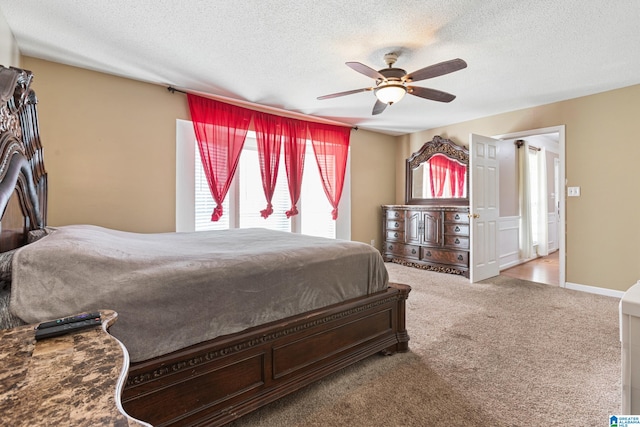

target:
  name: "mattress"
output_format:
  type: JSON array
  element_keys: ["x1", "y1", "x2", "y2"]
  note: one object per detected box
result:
[{"x1": 10, "y1": 225, "x2": 389, "y2": 362}]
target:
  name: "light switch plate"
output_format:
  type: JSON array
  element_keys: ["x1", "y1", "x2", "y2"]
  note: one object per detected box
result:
[{"x1": 567, "y1": 186, "x2": 581, "y2": 197}]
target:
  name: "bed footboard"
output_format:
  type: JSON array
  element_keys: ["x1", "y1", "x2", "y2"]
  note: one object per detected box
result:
[{"x1": 121, "y1": 282, "x2": 410, "y2": 427}]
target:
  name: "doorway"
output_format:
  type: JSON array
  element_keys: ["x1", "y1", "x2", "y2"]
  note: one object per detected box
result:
[{"x1": 493, "y1": 126, "x2": 566, "y2": 287}]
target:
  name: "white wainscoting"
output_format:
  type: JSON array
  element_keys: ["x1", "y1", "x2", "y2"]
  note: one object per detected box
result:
[{"x1": 498, "y1": 216, "x2": 520, "y2": 270}]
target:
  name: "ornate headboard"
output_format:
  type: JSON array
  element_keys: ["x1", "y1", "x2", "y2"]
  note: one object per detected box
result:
[{"x1": 0, "y1": 65, "x2": 47, "y2": 252}]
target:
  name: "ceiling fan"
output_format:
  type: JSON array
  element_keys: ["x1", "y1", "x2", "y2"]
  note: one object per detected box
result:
[{"x1": 317, "y1": 53, "x2": 467, "y2": 115}]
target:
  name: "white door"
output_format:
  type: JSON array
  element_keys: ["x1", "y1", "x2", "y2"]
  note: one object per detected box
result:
[{"x1": 469, "y1": 133, "x2": 500, "y2": 282}]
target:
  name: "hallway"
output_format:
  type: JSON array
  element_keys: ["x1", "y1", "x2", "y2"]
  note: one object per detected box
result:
[{"x1": 501, "y1": 251, "x2": 560, "y2": 286}]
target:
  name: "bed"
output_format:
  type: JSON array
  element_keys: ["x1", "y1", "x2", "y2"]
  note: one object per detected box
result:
[{"x1": 0, "y1": 65, "x2": 410, "y2": 426}]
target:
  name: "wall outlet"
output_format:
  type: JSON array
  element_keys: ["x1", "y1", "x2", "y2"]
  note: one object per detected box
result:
[
  {"x1": 567, "y1": 186, "x2": 581, "y2": 197},
  {"x1": 370, "y1": 239, "x2": 376, "y2": 247}
]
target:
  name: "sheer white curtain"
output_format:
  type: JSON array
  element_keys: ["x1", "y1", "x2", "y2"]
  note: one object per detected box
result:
[
  {"x1": 519, "y1": 142, "x2": 549, "y2": 259},
  {"x1": 518, "y1": 144, "x2": 533, "y2": 259}
]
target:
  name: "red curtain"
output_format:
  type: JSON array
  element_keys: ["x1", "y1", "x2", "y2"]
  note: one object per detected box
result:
[
  {"x1": 429, "y1": 154, "x2": 449, "y2": 198},
  {"x1": 253, "y1": 113, "x2": 283, "y2": 218},
  {"x1": 282, "y1": 119, "x2": 308, "y2": 218},
  {"x1": 187, "y1": 94, "x2": 253, "y2": 221},
  {"x1": 308, "y1": 122, "x2": 351, "y2": 220},
  {"x1": 453, "y1": 162, "x2": 467, "y2": 197}
]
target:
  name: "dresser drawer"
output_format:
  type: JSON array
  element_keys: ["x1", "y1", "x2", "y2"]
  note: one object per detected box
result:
[
  {"x1": 385, "y1": 230, "x2": 405, "y2": 242},
  {"x1": 385, "y1": 209, "x2": 404, "y2": 220},
  {"x1": 444, "y1": 235, "x2": 469, "y2": 249},
  {"x1": 444, "y1": 223, "x2": 469, "y2": 236},
  {"x1": 384, "y1": 242, "x2": 420, "y2": 260},
  {"x1": 444, "y1": 211, "x2": 469, "y2": 223},
  {"x1": 386, "y1": 219, "x2": 404, "y2": 231},
  {"x1": 420, "y1": 248, "x2": 468, "y2": 267}
]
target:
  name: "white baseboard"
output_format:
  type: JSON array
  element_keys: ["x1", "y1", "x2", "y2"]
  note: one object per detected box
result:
[
  {"x1": 565, "y1": 281, "x2": 625, "y2": 299},
  {"x1": 499, "y1": 256, "x2": 540, "y2": 272},
  {"x1": 499, "y1": 260, "x2": 521, "y2": 270}
]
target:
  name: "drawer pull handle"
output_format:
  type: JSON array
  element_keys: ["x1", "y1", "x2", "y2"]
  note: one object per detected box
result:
[
  {"x1": 455, "y1": 238, "x2": 460, "y2": 244},
  {"x1": 426, "y1": 251, "x2": 432, "y2": 257},
  {"x1": 394, "y1": 232, "x2": 398, "y2": 238},
  {"x1": 411, "y1": 249, "x2": 416, "y2": 254},
  {"x1": 455, "y1": 226, "x2": 460, "y2": 232},
  {"x1": 388, "y1": 245, "x2": 393, "y2": 250},
  {"x1": 394, "y1": 222, "x2": 399, "y2": 227},
  {"x1": 395, "y1": 212, "x2": 399, "y2": 217},
  {"x1": 455, "y1": 214, "x2": 460, "y2": 220},
  {"x1": 458, "y1": 255, "x2": 464, "y2": 261}
]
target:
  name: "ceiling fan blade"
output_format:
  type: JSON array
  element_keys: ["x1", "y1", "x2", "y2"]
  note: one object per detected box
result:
[
  {"x1": 346, "y1": 62, "x2": 386, "y2": 80},
  {"x1": 372, "y1": 100, "x2": 387, "y2": 115},
  {"x1": 404, "y1": 58, "x2": 467, "y2": 83},
  {"x1": 317, "y1": 87, "x2": 372, "y2": 100},
  {"x1": 408, "y1": 86, "x2": 457, "y2": 103}
]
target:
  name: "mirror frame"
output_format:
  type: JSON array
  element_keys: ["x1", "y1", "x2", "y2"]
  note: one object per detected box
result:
[{"x1": 405, "y1": 135, "x2": 470, "y2": 206}]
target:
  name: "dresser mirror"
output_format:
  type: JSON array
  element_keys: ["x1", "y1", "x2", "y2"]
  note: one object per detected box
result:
[{"x1": 405, "y1": 135, "x2": 469, "y2": 206}]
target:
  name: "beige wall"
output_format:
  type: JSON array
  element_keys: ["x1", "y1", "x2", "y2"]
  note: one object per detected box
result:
[
  {"x1": 21, "y1": 57, "x2": 397, "y2": 246},
  {"x1": 498, "y1": 139, "x2": 518, "y2": 217},
  {"x1": 23, "y1": 57, "x2": 191, "y2": 233},
  {"x1": 398, "y1": 84, "x2": 640, "y2": 292},
  {"x1": 350, "y1": 128, "x2": 397, "y2": 248}
]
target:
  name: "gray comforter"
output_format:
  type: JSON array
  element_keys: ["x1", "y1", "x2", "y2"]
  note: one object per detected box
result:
[{"x1": 10, "y1": 225, "x2": 389, "y2": 362}]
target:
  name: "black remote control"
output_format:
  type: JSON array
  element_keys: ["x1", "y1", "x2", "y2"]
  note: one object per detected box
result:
[
  {"x1": 37, "y1": 312, "x2": 101, "y2": 330},
  {"x1": 35, "y1": 317, "x2": 102, "y2": 340}
]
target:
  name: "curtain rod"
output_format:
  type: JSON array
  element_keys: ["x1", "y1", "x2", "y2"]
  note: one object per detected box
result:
[
  {"x1": 515, "y1": 139, "x2": 541, "y2": 151},
  {"x1": 168, "y1": 86, "x2": 358, "y2": 130}
]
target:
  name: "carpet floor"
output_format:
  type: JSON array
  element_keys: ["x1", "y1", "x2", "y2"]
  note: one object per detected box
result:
[{"x1": 228, "y1": 263, "x2": 621, "y2": 426}]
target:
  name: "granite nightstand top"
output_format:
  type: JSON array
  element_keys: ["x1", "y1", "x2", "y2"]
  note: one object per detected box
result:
[{"x1": 0, "y1": 310, "x2": 151, "y2": 426}]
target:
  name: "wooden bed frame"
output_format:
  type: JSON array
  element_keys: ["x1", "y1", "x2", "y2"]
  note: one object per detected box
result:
[{"x1": 0, "y1": 65, "x2": 410, "y2": 426}]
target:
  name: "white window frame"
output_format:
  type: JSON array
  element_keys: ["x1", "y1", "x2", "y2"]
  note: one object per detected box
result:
[{"x1": 176, "y1": 119, "x2": 351, "y2": 239}]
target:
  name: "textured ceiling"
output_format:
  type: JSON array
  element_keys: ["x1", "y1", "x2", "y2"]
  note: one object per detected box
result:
[{"x1": 1, "y1": 1, "x2": 639, "y2": 135}]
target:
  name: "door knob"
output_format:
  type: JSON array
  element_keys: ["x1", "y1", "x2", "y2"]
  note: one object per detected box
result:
[{"x1": 467, "y1": 213, "x2": 480, "y2": 219}]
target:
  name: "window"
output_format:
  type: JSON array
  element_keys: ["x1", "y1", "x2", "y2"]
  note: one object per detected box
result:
[
  {"x1": 237, "y1": 144, "x2": 291, "y2": 231},
  {"x1": 176, "y1": 120, "x2": 350, "y2": 239}
]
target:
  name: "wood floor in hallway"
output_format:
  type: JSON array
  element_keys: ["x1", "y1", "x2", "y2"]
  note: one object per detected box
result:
[{"x1": 501, "y1": 251, "x2": 560, "y2": 286}]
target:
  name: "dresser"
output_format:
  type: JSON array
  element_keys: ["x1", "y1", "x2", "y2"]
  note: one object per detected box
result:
[{"x1": 382, "y1": 205, "x2": 470, "y2": 277}]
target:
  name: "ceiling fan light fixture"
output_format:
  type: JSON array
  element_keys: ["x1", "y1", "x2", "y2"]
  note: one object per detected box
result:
[
  {"x1": 374, "y1": 83, "x2": 406, "y2": 105},
  {"x1": 317, "y1": 55, "x2": 466, "y2": 114}
]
